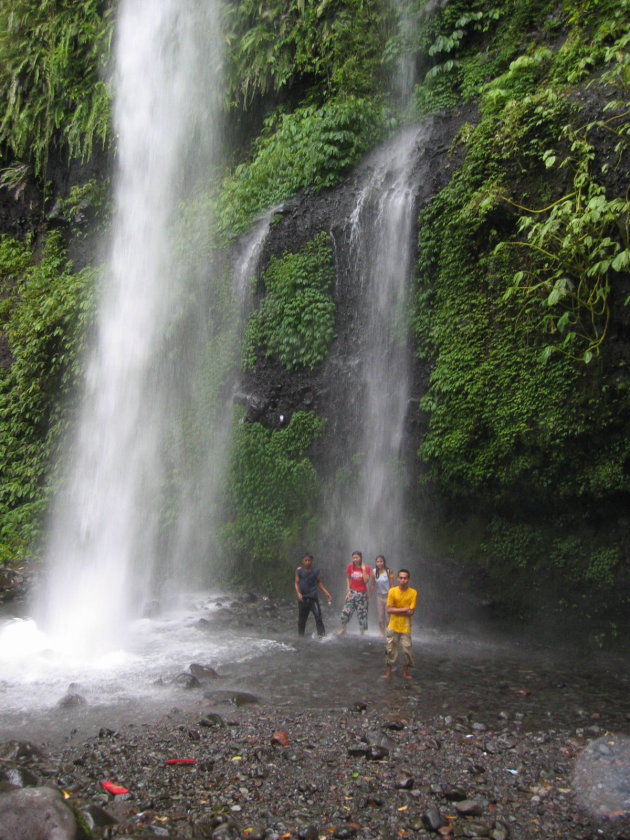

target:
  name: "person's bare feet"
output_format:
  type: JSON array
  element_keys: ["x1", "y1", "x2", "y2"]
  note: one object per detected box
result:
[
  {"x1": 402, "y1": 668, "x2": 412, "y2": 681},
  {"x1": 336, "y1": 627, "x2": 346, "y2": 636},
  {"x1": 380, "y1": 672, "x2": 391, "y2": 679}
]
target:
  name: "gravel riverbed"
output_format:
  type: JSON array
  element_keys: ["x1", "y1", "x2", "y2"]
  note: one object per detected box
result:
[{"x1": 1, "y1": 595, "x2": 629, "y2": 840}]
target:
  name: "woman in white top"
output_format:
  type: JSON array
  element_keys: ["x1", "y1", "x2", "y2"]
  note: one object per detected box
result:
[{"x1": 370, "y1": 554, "x2": 394, "y2": 636}]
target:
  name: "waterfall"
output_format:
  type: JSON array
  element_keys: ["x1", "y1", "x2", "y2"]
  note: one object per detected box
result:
[
  {"x1": 333, "y1": 126, "x2": 426, "y2": 568},
  {"x1": 34, "y1": 0, "x2": 224, "y2": 655}
]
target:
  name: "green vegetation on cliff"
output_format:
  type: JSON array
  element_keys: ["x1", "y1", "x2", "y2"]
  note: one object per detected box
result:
[
  {"x1": 221, "y1": 410, "x2": 325, "y2": 588},
  {"x1": 412, "y1": 0, "x2": 629, "y2": 621},
  {"x1": 0, "y1": 0, "x2": 112, "y2": 179},
  {"x1": 224, "y1": 0, "x2": 391, "y2": 103},
  {"x1": 0, "y1": 232, "x2": 96, "y2": 560},
  {"x1": 244, "y1": 232, "x2": 335, "y2": 370},
  {"x1": 217, "y1": 96, "x2": 389, "y2": 237}
]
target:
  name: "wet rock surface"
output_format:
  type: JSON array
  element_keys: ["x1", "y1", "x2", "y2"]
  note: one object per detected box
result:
[
  {"x1": 1, "y1": 600, "x2": 629, "y2": 839},
  {"x1": 0, "y1": 563, "x2": 34, "y2": 606},
  {"x1": 0, "y1": 785, "x2": 81, "y2": 840}
]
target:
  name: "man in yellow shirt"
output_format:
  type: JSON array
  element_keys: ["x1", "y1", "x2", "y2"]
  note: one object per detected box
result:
[{"x1": 381, "y1": 569, "x2": 417, "y2": 680}]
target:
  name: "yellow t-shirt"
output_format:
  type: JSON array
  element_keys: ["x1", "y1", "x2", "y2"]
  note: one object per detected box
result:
[{"x1": 386, "y1": 586, "x2": 418, "y2": 634}]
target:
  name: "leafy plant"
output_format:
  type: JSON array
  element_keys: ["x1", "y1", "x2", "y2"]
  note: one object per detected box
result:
[
  {"x1": 424, "y1": 9, "x2": 502, "y2": 81},
  {"x1": 244, "y1": 232, "x2": 335, "y2": 371},
  {"x1": 220, "y1": 410, "x2": 325, "y2": 586},
  {"x1": 0, "y1": 232, "x2": 97, "y2": 560},
  {"x1": 413, "y1": 0, "x2": 545, "y2": 115},
  {"x1": 218, "y1": 96, "x2": 389, "y2": 237},
  {"x1": 223, "y1": 0, "x2": 388, "y2": 104},
  {"x1": 0, "y1": 0, "x2": 113, "y2": 178},
  {"x1": 495, "y1": 41, "x2": 629, "y2": 363},
  {"x1": 55, "y1": 177, "x2": 111, "y2": 237},
  {"x1": 498, "y1": 178, "x2": 628, "y2": 363}
]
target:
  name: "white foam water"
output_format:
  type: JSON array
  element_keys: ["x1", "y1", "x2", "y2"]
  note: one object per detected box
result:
[{"x1": 0, "y1": 594, "x2": 291, "y2": 722}]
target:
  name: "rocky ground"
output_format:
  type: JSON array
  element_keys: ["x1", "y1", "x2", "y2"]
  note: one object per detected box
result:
[{"x1": 1, "y1": 589, "x2": 629, "y2": 840}]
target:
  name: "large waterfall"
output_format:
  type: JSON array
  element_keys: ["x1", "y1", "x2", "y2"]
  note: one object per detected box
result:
[{"x1": 34, "y1": 0, "x2": 224, "y2": 654}]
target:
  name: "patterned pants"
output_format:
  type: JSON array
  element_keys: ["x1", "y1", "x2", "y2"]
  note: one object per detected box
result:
[{"x1": 340, "y1": 590, "x2": 368, "y2": 631}]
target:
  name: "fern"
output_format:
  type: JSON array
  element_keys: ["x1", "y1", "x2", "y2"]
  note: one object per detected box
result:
[{"x1": 0, "y1": 0, "x2": 113, "y2": 178}]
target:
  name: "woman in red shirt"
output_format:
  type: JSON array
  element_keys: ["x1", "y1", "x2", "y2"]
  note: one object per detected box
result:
[{"x1": 336, "y1": 551, "x2": 371, "y2": 636}]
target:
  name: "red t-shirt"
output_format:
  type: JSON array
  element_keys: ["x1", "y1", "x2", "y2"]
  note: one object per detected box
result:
[{"x1": 346, "y1": 562, "x2": 371, "y2": 594}]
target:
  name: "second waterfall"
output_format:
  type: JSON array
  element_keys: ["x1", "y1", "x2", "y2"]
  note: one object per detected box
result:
[{"x1": 324, "y1": 126, "x2": 428, "y2": 568}]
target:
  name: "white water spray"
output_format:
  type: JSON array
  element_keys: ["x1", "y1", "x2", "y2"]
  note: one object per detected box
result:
[{"x1": 33, "y1": 0, "x2": 224, "y2": 655}]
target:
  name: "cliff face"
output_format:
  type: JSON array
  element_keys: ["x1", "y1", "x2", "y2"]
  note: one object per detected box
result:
[
  {"x1": 228, "y1": 73, "x2": 629, "y2": 637},
  {"x1": 231, "y1": 113, "x2": 471, "y2": 610},
  {"x1": 0, "y1": 1, "x2": 628, "y2": 642},
  {"x1": 237, "y1": 109, "x2": 469, "y2": 443}
]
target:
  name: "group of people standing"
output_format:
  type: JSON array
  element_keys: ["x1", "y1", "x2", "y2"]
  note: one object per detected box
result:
[{"x1": 294, "y1": 550, "x2": 418, "y2": 680}]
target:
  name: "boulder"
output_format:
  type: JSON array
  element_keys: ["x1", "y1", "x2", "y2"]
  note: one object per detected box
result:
[{"x1": 0, "y1": 786, "x2": 80, "y2": 840}]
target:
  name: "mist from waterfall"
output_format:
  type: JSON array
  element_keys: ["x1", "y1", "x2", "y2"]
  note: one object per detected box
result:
[
  {"x1": 333, "y1": 126, "x2": 425, "y2": 568},
  {"x1": 33, "y1": 0, "x2": 225, "y2": 655},
  {"x1": 164, "y1": 207, "x2": 280, "y2": 583}
]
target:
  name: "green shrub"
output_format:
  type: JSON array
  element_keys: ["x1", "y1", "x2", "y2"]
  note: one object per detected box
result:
[
  {"x1": 0, "y1": 232, "x2": 96, "y2": 560},
  {"x1": 412, "y1": 1, "x2": 554, "y2": 116},
  {"x1": 221, "y1": 410, "x2": 325, "y2": 587},
  {"x1": 224, "y1": 0, "x2": 387, "y2": 104},
  {"x1": 244, "y1": 232, "x2": 335, "y2": 371},
  {"x1": 0, "y1": 0, "x2": 113, "y2": 177},
  {"x1": 217, "y1": 96, "x2": 389, "y2": 236}
]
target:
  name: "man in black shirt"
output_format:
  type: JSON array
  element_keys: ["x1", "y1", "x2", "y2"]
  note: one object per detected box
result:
[{"x1": 294, "y1": 554, "x2": 332, "y2": 637}]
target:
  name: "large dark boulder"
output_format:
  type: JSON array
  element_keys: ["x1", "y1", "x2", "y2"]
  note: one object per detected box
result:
[{"x1": 0, "y1": 786, "x2": 82, "y2": 840}]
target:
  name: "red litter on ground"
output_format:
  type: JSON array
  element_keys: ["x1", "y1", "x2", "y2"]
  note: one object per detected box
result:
[
  {"x1": 101, "y1": 781, "x2": 129, "y2": 795},
  {"x1": 165, "y1": 758, "x2": 196, "y2": 765}
]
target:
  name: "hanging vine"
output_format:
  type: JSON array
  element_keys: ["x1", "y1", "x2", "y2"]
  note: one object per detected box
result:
[{"x1": 496, "y1": 51, "x2": 629, "y2": 362}]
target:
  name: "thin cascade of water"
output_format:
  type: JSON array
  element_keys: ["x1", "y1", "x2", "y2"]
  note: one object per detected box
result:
[
  {"x1": 33, "y1": 0, "x2": 224, "y2": 656},
  {"x1": 233, "y1": 208, "x2": 283, "y2": 304},
  {"x1": 391, "y1": 0, "x2": 418, "y2": 108},
  {"x1": 335, "y1": 126, "x2": 426, "y2": 565},
  {"x1": 165, "y1": 206, "x2": 282, "y2": 580}
]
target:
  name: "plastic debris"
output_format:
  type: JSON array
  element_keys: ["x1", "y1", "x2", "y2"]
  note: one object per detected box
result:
[{"x1": 100, "y1": 781, "x2": 129, "y2": 795}]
